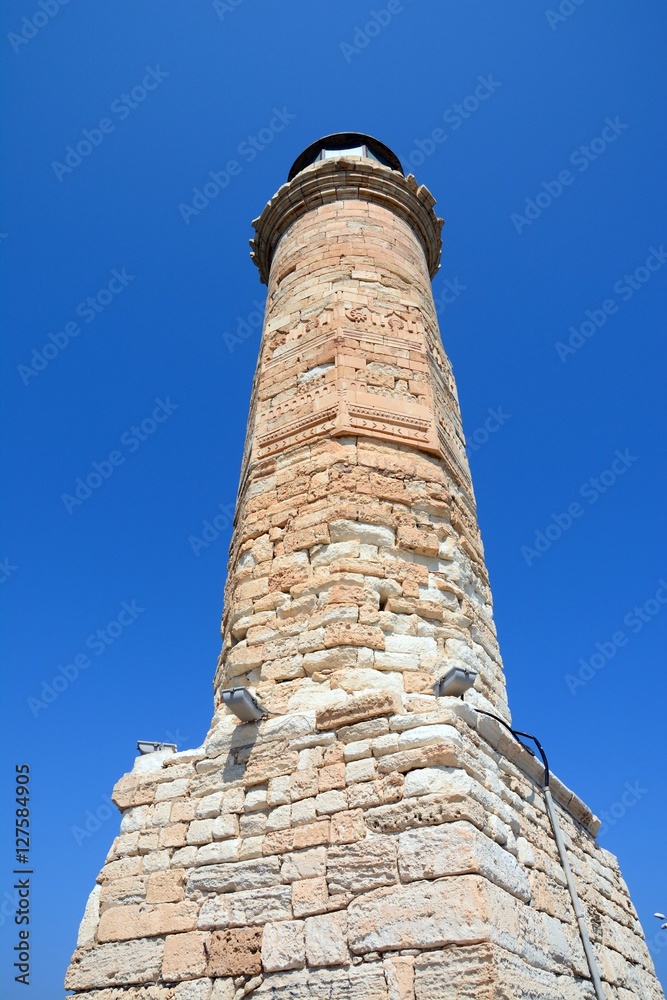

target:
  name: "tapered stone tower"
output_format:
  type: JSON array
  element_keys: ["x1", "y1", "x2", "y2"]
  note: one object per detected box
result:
[{"x1": 66, "y1": 135, "x2": 664, "y2": 1000}]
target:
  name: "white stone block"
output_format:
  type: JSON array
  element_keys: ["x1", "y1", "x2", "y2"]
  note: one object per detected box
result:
[
  {"x1": 315, "y1": 790, "x2": 348, "y2": 815},
  {"x1": 262, "y1": 919, "x2": 306, "y2": 972},
  {"x1": 345, "y1": 758, "x2": 376, "y2": 783},
  {"x1": 187, "y1": 819, "x2": 214, "y2": 845},
  {"x1": 403, "y1": 766, "x2": 472, "y2": 799},
  {"x1": 305, "y1": 912, "x2": 349, "y2": 967},
  {"x1": 329, "y1": 520, "x2": 395, "y2": 548},
  {"x1": 343, "y1": 739, "x2": 372, "y2": 761},
  {"x1": 397, "y1": 724, "x2": 461, "y2": 750},
  {"x1": 213, "y1": 814, "x2": 238, "y2": 840},
  {"x1": 76, "y1": 884, "x2": 100, "y2": 948},
  {"x1": 267, "y1": 775, "x2": 291, "y2": 806},
  {"x1": 196, "y1": 792, "x2": 223, "y2": 819},
  {"x1": 385, "y1": 634, "x2": 437, "y2": 656},
  {"x1": 266, "y1": 804, "x2": 292, "y2": 831}
]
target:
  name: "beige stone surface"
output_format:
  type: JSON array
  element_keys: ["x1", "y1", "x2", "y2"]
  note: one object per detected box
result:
[
  {"x1": 261, "y1": 919, "x2": 306, "y2": 972},
  {"x1": 161, "y1": 931, "x2": 207, "y2": 981},
  {"x1": 206, "y1": 927, "x2": 263, "y2": 977}
]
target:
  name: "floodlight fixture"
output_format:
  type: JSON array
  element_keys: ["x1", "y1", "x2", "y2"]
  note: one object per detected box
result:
[
  {"x1": 221, "y1": 686, "x2": 268, "y2": 722},
  {"x1": 137, "y1": 740, "x2": 177, "y2": 755},
  {"x1": 436, "y1": 665, "x2": 478, "y2": 698}
]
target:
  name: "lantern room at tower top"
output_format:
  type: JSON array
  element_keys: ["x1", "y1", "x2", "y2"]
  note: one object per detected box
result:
[{"x1": 287, "y1": 131, "x2": 404, "y2": 180}]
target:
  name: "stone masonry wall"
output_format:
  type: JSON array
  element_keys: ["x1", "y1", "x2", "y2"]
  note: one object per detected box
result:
[
  {"x1": 66, "y1": 692, "x2": 664, "y2": 999},
  {"x1": 214, "y1": 158, "x2": 509, "y2": 718}
]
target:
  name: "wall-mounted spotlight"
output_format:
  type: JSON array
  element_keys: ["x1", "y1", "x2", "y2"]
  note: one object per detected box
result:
[
  {"x1": 137, "y1": 740, "x2": 177, "y2": 755},
  {"x1": 436, "y1": 666, "x2": 478, "y2": 698},
  {"x1": 221, "y1": 686, "x2": 268, "y2": 722}
]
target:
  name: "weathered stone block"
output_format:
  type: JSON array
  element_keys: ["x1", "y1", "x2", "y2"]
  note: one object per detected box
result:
[
  {"x1": 186, "y1": 856, "x2": 281, "y2": 896},
  {"x1": 162, "y1": 931, "x2": 208, "y2": 981},
  {"x1": 316, "y1": 692, "x2": 402, "y2": 731},
  {"x1": 198, "y1": 885, "x2": 292, "y2": 928},
  {"x1": 398, "y1": 821, "x2": 531, "y2": 901},
  {"x1": 261, "y1": 919, "x2": 306, "y2": 972},
  {"x1": 206, "y1": 927, "x2": 263, "y2": 977},
  {"x1": 65, "y1": 938, "x2": 164, "y2": 990},
  {"x1": 327, "y1": 838, "x2": 399, "y2": 893},
  {"x1": 305, "y1": 912, "x2": 349, "y2": 967}
]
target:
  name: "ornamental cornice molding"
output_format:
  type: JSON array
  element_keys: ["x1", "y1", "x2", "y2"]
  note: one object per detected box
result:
[{"x1": 250, "y1": 157, "x2": 444, "y2": 284}]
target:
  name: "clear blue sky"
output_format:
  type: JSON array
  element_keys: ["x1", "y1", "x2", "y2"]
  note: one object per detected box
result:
[{"x1": 2, "y1": 1, "x2": 666, "y2": 994}]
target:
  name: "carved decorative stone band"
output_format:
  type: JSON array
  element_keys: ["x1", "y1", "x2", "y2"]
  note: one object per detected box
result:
[{"x1": 250, "y1": 157, "x2": 444, "y2": 284}]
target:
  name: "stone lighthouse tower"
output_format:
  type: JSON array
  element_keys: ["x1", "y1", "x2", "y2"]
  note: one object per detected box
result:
[{"x1": 66, "y1": 135, "x2": 664, "y2": 1000}]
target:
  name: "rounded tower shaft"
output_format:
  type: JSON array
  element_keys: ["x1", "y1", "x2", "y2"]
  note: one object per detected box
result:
[{"x1": 214, "y1": 134, "x2": 509, "y2": 719}]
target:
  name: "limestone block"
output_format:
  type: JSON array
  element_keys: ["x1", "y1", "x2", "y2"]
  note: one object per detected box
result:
[
  {"x1": 261, "y1": 919, "x2": 306, "y2": 972},
  {"x1": 396, "y1": 525, "x2": 439, "y2": 556},
  {"x1": 376, "y1": 741, "x2": 461, "y2": 775},
  {"x1": 330, "y1": 809, "x2": 367, "y2": 844},
  {"x1": 343, "y1": 739, "x2": 372, "y2": 761},
  {"x1": 398, "y1": 821, "x2": 531, "y2": 901},
  {"x1": 291, "y1": 796, "x2": 316, "y2": 825},
  {"x1": 160, "y1": 823, "x2": 188, "y2": 848},
  {"x1": 161, "y1": 931, "x2": 208, "y2": 981},
  {"x1": 293, "y1": 819, "x2": 330, "y2": 849},
  {"x1": 97, "y1": 901, "x2": 198, "y2": 942},
  {"x1": 142, "y1": 849, "x2": 171, "y2": 873},
  {"x1": 240, "y1": 812, "x2": 268, "y2": 837},
  {"x1": 266, "y1": 803, "x2": 292, "y2": 831},
  {"x1": 338, "y1": 718, "x2": 390, "y2": 742},
  {"x1": 146, "y1": 869, "x2": 184, "y2": 903},
  {"x1": 212, "y1": 814, "x2": 239, "y2": 840},
  {"x1": 327, "y1": 839, "x2": 398, "y2": 893},
  {"x1": 187, "y1": 820, "x2": 214, "y2": 845},
  {"x1": 329, "y1": 520, "x2": 395, "y2": 547},
  {"x1": 292, "y1": 877, "x2": 333, "y2": 918},
  {"x1": 100, "y1": 874, "x2": 147, "y2": 907},
  {"x1": 318, "y1": 762, "x2": 346, "y2": 791},
  {"x1": 316, "y1": 692, "x2": 402, "y2": 731},
  {"x1": 346, "y1": 757, "x2": 376, "y2": 783},
  {"x1": 332, "y1": 667, "x2": 404, "y2": 693},
  {"x1": 195, "y1": 839, "x2": 240, "y2": 866},
  {"x1": 173, "y1": 980, "x2": 213, "y2": 1000},
  {"x1": 403, "y1": 766, "x2": 473, "y2": 799},
  {"x1": 76, "y1": 884, "x2": 101, "y2": 948},
  {"x1": 397, "y1": 723, "x2": 461, "y2": 750},
  {"x1": 305, "y1": 912, "x2": 349, "y2": 967},
  {"x1": 383, "y1": 955, "x2": 415, "y2": 1000},
  {"x1": 324, "y1": 623, "x2": 385, "y2": 649},
  {"x1": 239, "y1": 833, "x2": 265, "y2": 860},
  {"x1": 281, "y1": 846, "x2": 327, "y2": 882},
  {"x1": 196, "y1": 792, "x2": 223, "y2": 819},
  {"x1": 155, "y1": 779, "x2": 190, "y2": 802},
  {"x1": 290, "y1": 767, "x2": 319, "y2": 801},
  {"x1": 210, "y1": 980, "x2": 235, "y2": 1000},
  {"x1": 65, "y1": 938, "x2": 164, "y2": 990},
  {"x1": 385, "y1": 634, "x2": 437, "y2": 657},
  {"x1": 198, "y1": 885, "x2": 292, "y2": 928},
  {"x1": 267, "y1": 774, "x2": 291, "y2": 806},
  {"x1": 206, "y1": 927, "x2": 263, "y2": 977},
  {"x1": 315, "y1": 789, "x2": 348, "y2": 815},
  {"x1": 186, "y1": 856, "x2": 281, "y2": 896},
  {"x1": 254, "y1": 965, "x2": 390, "y2": 999}
]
